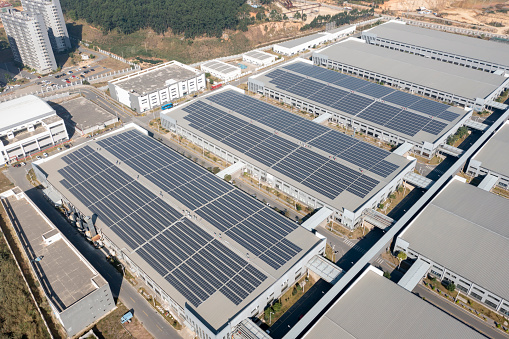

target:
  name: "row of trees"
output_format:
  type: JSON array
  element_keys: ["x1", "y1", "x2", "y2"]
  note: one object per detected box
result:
[
  {"x1": 301, "y1": 8, "x2": 375, "y2": 31},
  {"x1": 61, "y1": 0, "x2": 248, "y2": 38}
]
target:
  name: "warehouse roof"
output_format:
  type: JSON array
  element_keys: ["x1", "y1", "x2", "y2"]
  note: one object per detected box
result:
[
  {"x1": 251, "y1": 59, "x2": 468, "y2": 145},
  {"x1": 400, "y1": 179, "x2": 509, "y2": 300},
  {"x1": 365, "y1": 21, "x2": 509, "y2": 68},
  {"x1": 110, "y1": 61, "x2": 201, "y2": 95},
  {"x1": 472, "y1": 122, "x2": 509, "y2": 177},
  {"x1": 2, "y1": 192, "x2": 106, "y2": 313},
  {"x1": 244, "y1": 50, "x2": 275, "y2": 62},
  {"x1": 37, "y1": 126, "x2": 321, "y2": 331},
  {"x1": 316, "y1": 39, "x2": 507, "y2": 100},
  {"x1": 57, "y1": 97, "x2": 116, "y2": 130},
  {"x1": 202, "y1": 60, "x2": 240, "y2": 75},
  {"x1": 0, "y1": 95, "x2": 55, "y2": 134},
  {"x1": 304, "y1": 267, "x2": 485, "y2": 339},
  {"x1": 162, "y1": 87, "x2": 412, "y2": 214},
  {"x1": 277, "y1": 32, "x2": 328, "y2": 49}
]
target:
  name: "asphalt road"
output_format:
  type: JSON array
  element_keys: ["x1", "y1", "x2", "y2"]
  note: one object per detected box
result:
[
  {"x1": 414, "y1": 284, "x2": 505, "y2": 339},
  {"x1": 5, "y1": 168, "x2": 182, "y2": 339}
]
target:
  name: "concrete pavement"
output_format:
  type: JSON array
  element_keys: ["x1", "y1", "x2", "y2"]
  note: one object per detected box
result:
[{"x1": 5, "y1": 167, "x2": 182, "y2": 339}]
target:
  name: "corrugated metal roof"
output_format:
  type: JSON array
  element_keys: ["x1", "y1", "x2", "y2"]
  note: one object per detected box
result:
[
  {"x1": 477, "y1": 173, "x2": 498, "y2": 191},
  {"x1": 367, "y1": 21, "x2": 509, "y2": 68},
  {"x1": 277, "y1": 33, "x2": 328, "y2": 49},
  {"x1": 473, "y1": 122, "x2": 509, "y2": 176},
  {"x1": 401, "y1": 180, "x2": 509, "y2": 300},
  {"x1": 398, "y1": 257, "x2": 431, "y2": 291},
  {"x1": 318, "y1": 39, "x2": 507, "y2": 100},
  {"x1": 304, "y1": 268, "x2": 484, "y2": 339}
]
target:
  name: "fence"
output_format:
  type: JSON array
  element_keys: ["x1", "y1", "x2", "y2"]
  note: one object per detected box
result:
[{"x1": 97, "y1": 48, "x2": 138, "y2": 66}]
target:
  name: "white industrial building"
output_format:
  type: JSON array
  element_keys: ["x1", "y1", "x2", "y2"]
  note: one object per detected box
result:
[
  {"x1": 0, "y1": 8, "x2": 57, "y2": 73},
  {"x1": 362, "y1": 20, "x2": 509, "y2": 73},
  {"x1": 242, "y1": 50, "x2": 276, "y2": 67},
  {"x1": 161, "y1": 86, "x2": 415, "y2": 229},
  {"x1": 0, "y1": 95, "x2": 68, "y2": 164},
  {"x1": 313, "y1": 38, "x2": 509, "y2": 111},
  {"x1": 304, "y1": 265, "x2": 485, "y2": 339},
  {"x1": 201, "y1": 60, "x2": 241, "y2": 81},
  {"x1": 0, "y1": 189, "x2": 115, "y2": 337},
  {"x1": 248, "y1": 58, "x2": 471, "y2": 158},
  {"x1": 33, "y1": 124, "x2": 326, "y2": 339},
  {"x1": 395, "y1": 177, "x2": 509, "y2": 316},
  {"x1": 108, "y1": 61, "x2": 206, "y2": 113},
  {"x1": 21, "y1": 0, "x2": 70, "y2": 52},
  {"x1": 272, "y1": 24, "x2": 356, "y2": 56}
]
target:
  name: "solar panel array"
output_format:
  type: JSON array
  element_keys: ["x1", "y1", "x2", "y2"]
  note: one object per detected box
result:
[
  {"x1": 178, "y1": 90, "x2": 405, "y2": 200},
  {"x1": 260, "y1": 62, "x2": 459, "y2": 138},
  {"x1": 57, "y1": 129, "x2": 308, "y2": 308}
]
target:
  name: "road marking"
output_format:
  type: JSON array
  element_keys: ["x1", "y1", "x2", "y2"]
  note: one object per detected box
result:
[
  {"x1": 143, "y1": 310, "x2": 148, "y2": 317},
  {"x1": 130, "y1": 297, "x2": 135, "y2": 303},
  {"x1": 156, "y1": 324, "x2": 163, "y2": 331}
]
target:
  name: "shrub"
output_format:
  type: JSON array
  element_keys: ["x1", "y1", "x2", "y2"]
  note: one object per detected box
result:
[{"x1": 383, "y1": 271, "x2": 391, "y2": 279}]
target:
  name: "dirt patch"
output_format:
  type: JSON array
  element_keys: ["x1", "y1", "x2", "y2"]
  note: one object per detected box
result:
[{"x1": 94, "y1": 301, "x2": 152, "y2": 339}]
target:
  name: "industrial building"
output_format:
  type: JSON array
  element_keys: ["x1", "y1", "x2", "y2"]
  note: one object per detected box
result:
[
  {"x1": 272, "y1": 24, "x2": 356, "y2": 56},
  {"x1": 161, "y1": 86, "x2": 414, "y2": 229},
  {"x1": 201, "y1": 60, "x2": 241, "y2": 81},
  {"x1": 21, "y1": 0, "x2": 70, "y2": 52},
  {"x1": 33, "y1": 124, "x2": 325, "y2": 339},
  {"x1": 467, "y1": 121, "x2": 509, "y2": 191},
  {"x1": 313, "y1": 38, "x2": 509, "y2": 111},
  {"x1": 248, "y1": 59, "x2": 470, "y2": 158},
  {"x1": 0, "y1": 95, "x2": 68, "y2": 165},
  {"x1": 0, "y1": 8, "x2": 57, "y2": 73},
  {"x1": 362, "y1": 20, "x2": 509, "y2": 73},
  {"x1": 395, "y1": 177, "x2": 509, "y2": 315},
  {"x1": 242, "y1": 50, "x2": 276, "y2": 67},
  {"x1": 108, "y1": 61, "x2": 205, "y2": 113},
  {"x1": 0, "y1": 189, "x2": 114, "y2": 337},
  {"x1": 304, "y1": 265, "x2": 485, "y2": 339},
  {"x1": 56, "y1": 97, "x2": 119, "y2": 136}
]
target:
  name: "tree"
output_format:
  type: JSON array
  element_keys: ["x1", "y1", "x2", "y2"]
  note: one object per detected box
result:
[
  {"x1": 397, "y1": 251, "x2": 407, "y2": 269},
  {"x1": 446, "y1": 282, "x2": 456, "y2": 292},
  {"x1": 294, "y1": 11, "x2": 301, "y2": 19},
  {"x1": 383, "y1": 271, "x2": 391, "y2": 279},
  {"x1": 301, "y1": 13, "x2": 307, "y2": 21},
  {"x1": 224, "y1": 174, "x2": 232, "y2": 182},
  {"x1": 296, "y1": 203, "x2": 302, "y2": 211},
  {"x1": 212, "y1": 167, "x2": 220, "y2": 174}
]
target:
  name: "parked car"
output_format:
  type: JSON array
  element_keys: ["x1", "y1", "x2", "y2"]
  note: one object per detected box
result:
[
  {"x1": 36, "y1": 155, "x2": 42, "y2": 160},
  {"x1": 66, "y1": 80, "x2": 71, "y2": 83},
  {"x1": 20, "y1": 162, "x2": 26, "y2": 167},
  {"x1": 43, "y1": 152, "x2": 48, "y2": 157},
  {"x1": 67, "y1": 70, "x2": 73, "y2": 74}
]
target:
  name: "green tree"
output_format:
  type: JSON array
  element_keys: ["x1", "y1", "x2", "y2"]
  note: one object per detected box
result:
[
  {"x1": 446, "y1": 282, "x2": 456, "y2": 292},
  {"x1": 224, "y1": 174, "x2": 232, "y2": 182},
  {"x1": 296, "y1": 203, "x2": 302, "y2": 211},
  {"x1": 302, "y1": 13, "x2": 307, "y2": 21},
  {"x1": 397, "y1": 251, "x2": 407, "y2": 269},
  {"x1": 212, "y1": 167, "x2": 220, "y2": 174},
  {"x1": 294, "y1": 11, "x2": 301, "y2": 19},
  {"x1": 383, "y1": 271, "x2": 391, "y2": 279}
]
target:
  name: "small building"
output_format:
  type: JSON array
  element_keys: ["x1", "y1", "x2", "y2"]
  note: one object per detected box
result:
[
  {"x1": 108, "y1": 60, "x2": 206, "y2": 113},
  {"x1": 201, "y1": 60, "x2": 241, "y2": 81},
  {"x1": 242, "y1": 50, "x2": 277, "y2": 67},
  {"x1": 396, "y1": 177, "x2": 509, "y2": 315},
  {"x1": 313, "y1": 38, "x2": 509, "y2": 111},
  {"x1": 56, "y1": 97, "x2": 119, "y2": 136},
  {"x1": 303, "y1": 265, "x2": 485, "y2": 339},
  {"x1": 0, "y1": 189, "x2": 114, "y2": 337},
  {"x1": 362, "y1": 20, "x2": 509, "y2": 73},
  {"x1": 466, "y1": 120, "x2": 509, "y2": 190},
  {"x1": 272, "y1": 25, "x2": 356, "y2": 56},
  {"x1": 0, "y1": 95, "x2": 68, "y2": 165}
]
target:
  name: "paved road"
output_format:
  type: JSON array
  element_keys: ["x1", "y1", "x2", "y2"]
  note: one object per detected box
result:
[
  {"x1": 414, "y1": 284, "x2": 505, "y2": 339},
  {"x1": 5, "y1": 168, "x2": 182, "y2": 339}
]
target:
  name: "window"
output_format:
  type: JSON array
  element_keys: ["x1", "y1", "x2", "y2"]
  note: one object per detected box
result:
[
  {"x1": 485, "y1": 299, "x2": 498, "y2": 309},
  {"x1": 470, "y1": 292, "x2": 483, "y2": 301}
]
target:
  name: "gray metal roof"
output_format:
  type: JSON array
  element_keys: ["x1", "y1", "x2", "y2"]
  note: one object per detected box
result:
[
  {"x1": 304, "y1": 268, "x2": 485, "y2": 339},
  {"x1": 277, "y1": 33, "x2": 328, "y2": 49},
  {"x1": 400, "y1": 179, "x2": 509, "y2": 300},
  {"x1": 2, "y1": 194, "x2": 106, "y2": 313},
  {"x1": 367, "y1": 21, "x2": 509, "y2": 68},
  {"x1": 244, "y1": 50, "x2": 275, "y2": 62},
  {"x1": 317, "y1": 39, "x2": 507, "y2": 100},
  {"x1": 397, "y1": 257, "x2": 431, "y2": 291},
  {"x1": 0, "y1": 95, "x2": 55, "y2": 134},
  {"x1": 202, "y1": 60, "x2": 240, "y2": 75},
  {"x1": 473, "y1": 123, "x2": 509, "y2": 177}
]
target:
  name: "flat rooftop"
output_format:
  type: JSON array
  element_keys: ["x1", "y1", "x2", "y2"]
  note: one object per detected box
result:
[
  {"x1": 316, "y1": 39, "x2": 507, "y2": 100},
  {"x1": 56, "y1": 97, "x2": 116, "y2": 129},
  {"x1": 244, "y1": 50, "x2": 275, "y2": 62},
  {"x1": 472, "y1": 122, "x2": 509, "y2": 176},
  {"x1": 202, "y1": 60, "x2": 240, "y2": 75},
  {"x1": 0, "y1": 95, "x2": 55, "y2": 134},
  {"x1": 251, "y1": 60, "x2": 468, "y2": 144},
  {"x1": 111, "y1": 61, "x2": 200, "y2": 95},
  {"x1": 304, "y1": 267, "x2": 485, "y2": 339},
  {"x1": 366, "y1": 21, "x2": 509, "y2": 68},
  {"x1": 277, "y1": 32, "x2": 328, "y2": 49},
  {"x1": 37, "y1": 127, "x2": 321, "y2": 331},
  {"x1": 400, "y1": 179, "x2": 509, "y2": 300},
  {"x1": 2, "y1": 193, "x2": 105, "y2": 313},
  {"x1": 163, "y1": 87, "x2": 412, "y2": 214}
]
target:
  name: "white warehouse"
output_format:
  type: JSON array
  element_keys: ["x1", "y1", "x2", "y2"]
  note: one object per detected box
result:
[
  {"x1": 108, "y1": 61, "x2": 206, "y2": 113},
  {"x1": 201, "y1": 60, "x2": 241, "y2": 81},
  {"x1": 0, "y1": 95, "x2": 68, "y2": 165},
  {"x1": 243, "y1": 50, "x2": 276, "y2": 67}
]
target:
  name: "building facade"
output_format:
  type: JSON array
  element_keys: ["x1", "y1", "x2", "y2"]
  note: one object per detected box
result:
[
  {"x1": 21, "y1": 0, "x2": 70, "y2": 52},
  {"x1": 0, "y1": 95, "x2": 68, "y2": 164},
  {"x1": 0, "y1": 9, "x2": 57, "y2": 73}
]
